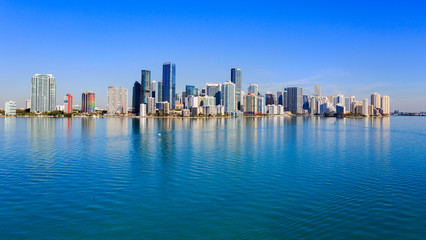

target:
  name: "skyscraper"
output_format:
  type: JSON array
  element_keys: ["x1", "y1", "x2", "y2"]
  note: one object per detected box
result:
[
  {"x1": 381, "y1": 95, "x2": 390, "y2": 115},
  {"x1": 157, "y1": 81, "x2": 163, "y2": 102},
  {"x1": 30, "y1": 74, "x2": 56, "y2": 113},
  {"x1": 287, "y1": 87, "x2": 303, "y2": 114},
  {"x1": 277, "y1": 91, "x2": 284, "y2": 105},
  {"x1": 265, "y1": 92, "x2": 277, "y2": 105},
  {"x1": 107, "y1": 86, "x2": 128, "y2": 115},
  {"x1": 303, "y1": 95, "x2": 309, "y2": 110},
  {"x1": 185, "y1": 85, "x2": 196, "y2": 96},
  {"x1": 82, "y1": 91, "x2": 96, "y2": 113},
  {"x1": 132, "y1": 81, "x2": 141, "y2": 114},
  {"x1": 362, "y1": 98, "x2": 369, "y2": 116},
  {"x1": 206, "y1": 83, "x2": 221, "y2": 105},
  {"x1": 231, "y1": 68, "x2": 242, "y2": 93},
  {"x1": 64, "y1": 94, "x2": 73, "y2": 114},
  {"x1": 314, "y1": 83, "x2": 321, "y2": 97},
  {"x1": 371, "y1": 93, "x2": 381, "y2": 109},
  {"x1": 223, "y1": 81, "x2": 236, "y2": 113},
  {"x1": 162, "y1": 63, "x2": 176, "y2": 109},
  {"x1": 150, "y1": 81, "x2": 156, "y2": 99},
  {"x1": 141, "y1": 70, "x2": 151, "y2": 104},
  {"x1": 248, "y1": 84, "x2": 258, "y2": 95},
  {"x1": 244, "y1": 93, "x2": 258, "y2": 114}
]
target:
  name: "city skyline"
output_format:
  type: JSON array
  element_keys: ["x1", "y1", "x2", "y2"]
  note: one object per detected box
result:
[{"x1": 1, "y1": 1, "x2": 425, "y2": 111}]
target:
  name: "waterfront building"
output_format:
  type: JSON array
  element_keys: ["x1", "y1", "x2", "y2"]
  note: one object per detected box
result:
[
  {"x1": 64, "y1": 94, "x2": 73, "y2": 114},
  {"x1": 185, "y1": 85, "x2": 197, "y2": 96},
  {"x1": 231, "y1": 68, "x2": 242, "y2": 93},
  {"x1": 187, "y1": 95, "x2": 199, "y2": 108},
  {"x1": 157, "y1": 102, "x2": 170, "y2": 114},
  {"x1": 157, "y1": 81, "x2": 163, "y2": 102},
  {"x1": 283, "y1": 88, "x2": 288, "y2": 110},
  {"x1": 244, "y1": 93, "x2": 257, "y2": 114},
  {"x1": 336, "y1": 94, "x2": 345, "y2": 107},
  {"x1": 351, "y1": 101, "x2": 362, "y2": 114},
  {"x1": 141, "y1": 70, "x2": 151, "y2": 104},
  {"x1": 314, "y1": 83, "x2": 321, "y2": 97},
  {"x1": 336, "y1": 105, "x2": 345, "y2": 114},
  {"x1": 236, "y1": 91, "x2": 244, "y2": 111},
  {"x1": 266, "y1": 105, "x2": 278, "y2": 115},
  {"x1": 202, "y1": 105, "x2": 217, "y2": 116},
  {"x1": 132, "y1": 81, "x2": 141, "y2": 114},
  {"x1": 223, "y1": 81, "x2": 236, "y2": 113},
  {"x1": 150, "y1": 81, "x2": 156, "y2": 99},
  {"x1": 206, "y1": 83, "x2": 221, "y2": 105},
  {"x1": 147, "y1": 97, "x2": 156, "y2": 114},
  {"x1": 31, "y1": 74, "x2": 56, "y2": 113},
  {"x1": 162, "y1": 62, "x2": 176, "y2": 109},
  {"x1": 381, "y1": 95, "x2": 390, "y2": 115},
  {"x1": 303, "y1": 95, "x2": 310, "y2": 111},
  {"x1": 82, "y1": 91, "x2": 96, "y2": 113},
  {"x1": 277, "y1": 105, "x2": 284, "y2": 115},
  {"x1": 257, "y1": 95, "x2": 265, "y2": 114},
  {"x1": 287, "y1": 87, "x2": 303, "y2": 114},
  {"x1": 5, "y1": 101, "x2": 16, "y2": 115},
  {"x1": 248, "y1": 84, "x2": 259, "y2": 96},
  {"x1": 203, "y1": 96, "x2": 216, "y2": 106},
  {"x1": 190, "y1": 106, "x2": 202, "y2": 116},
  {"x1": 277, "y1": 91, "x2": 284, "y2": 105},
  {"x1": 56, "y1": 105, "x2": 65, "y2": 111},
  {"x1": 182, "y1": 109, "x2": 190, "y2": 117},
  {"x1": 326, "y1": 96, "x2": 334, "y2": 105},
  {"x1": 140, "y1": 104, "x2": 146, "y2": 117},
  {"x1": 265, "y1": 92, "x2": 277, "y2": 105},
  {"x1": 345, "y1": 96, "x2": 355, "y2": 113},
  {"x1": 371, "y1": 93, "x2": 381, "y2": 109},
  {"x1": 107, "y1": 86, "x2": 128, "y2": 115},
  {"x1": 362, "y1": 98, "x2": 369, "y2": 116},
  {"x1": 25, "y1": 100, "x2": 31, "y2": 111}
]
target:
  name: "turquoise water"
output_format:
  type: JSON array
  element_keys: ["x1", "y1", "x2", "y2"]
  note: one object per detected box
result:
[{"x1": 0, "y1": 116, "x2": 425, "y2": 239}]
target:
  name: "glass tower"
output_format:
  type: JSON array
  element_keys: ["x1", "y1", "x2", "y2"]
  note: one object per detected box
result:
[
  {"x1": 132, "y1": 81, "x2": 141, "y2": 114},
  {"x1": 231, "y1": 68, "x2": 242, "y2": 93},
  {"x1": 141, "y1": 70, "x2": 151, "y2": 104},
  {"x1": 223, "y1": 81, "x2": 236, "y2": 113},
  {"x1": 30, "y1": 74, "x2": 56, "y2": 113},
  {"x1": 162, "y1": 63, "x2": 176, "y2": 109}
]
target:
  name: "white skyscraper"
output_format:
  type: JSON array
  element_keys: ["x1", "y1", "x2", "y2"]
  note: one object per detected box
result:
[
  {"x1": 147, "y1": 97, "x2": 156, "y2": 114},
  {"x1": 371, "y1": 93, "x2": 381, "y2": 109},
  {"x1": 381, "y1": 95, "x2": 390, "y2": 115},
  {"x1": 314, "y1": 83, "x2": 321, "y2": 97},
  {"x1": 31, "y1": 74, "x2": 56, "y2": 113},
  {"x1": 345, "y1": 96, "x2": 355, "y2": 113},
  {"x1": 362, "y1": 98, "x2": 369, "y2": 116},
  {"x1": 223, "y1": 81, "x2": 236, "y2": 113},
  {"x1": 107, "y1": 86, "x2": 128, "y2": 115}
]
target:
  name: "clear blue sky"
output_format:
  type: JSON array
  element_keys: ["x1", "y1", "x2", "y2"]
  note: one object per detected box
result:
[{"x1": 1, "y1": 0, "x2": 425, "y2": 111}]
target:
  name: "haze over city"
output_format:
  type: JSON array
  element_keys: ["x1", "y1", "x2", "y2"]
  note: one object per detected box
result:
[{"x1": 1, "y1": 1, "x2": 425, "y2": 111}]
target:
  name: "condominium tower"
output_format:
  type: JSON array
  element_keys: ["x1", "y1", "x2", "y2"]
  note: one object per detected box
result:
[
  {"x1": 231, "y1": 68, "x2": 242, "y2": 93},
  {"x1": 30, "y1": 74, "x2": 56, "y2": 113},
  {"x1": 162, "y1": 63, "x2": 176, "y2": 109},
  {"x1": 223, "y1": 81, "x2": 236, "y2": 113},
  {"x1": 64, "y1": 94, "x2": 73, "y2": 114},
  {"x1": 82, "y1": 91, "x2": 96, "y2": 113},
  {"x1": 107, "y1": 86, "x2": 128, "y2": 115}
]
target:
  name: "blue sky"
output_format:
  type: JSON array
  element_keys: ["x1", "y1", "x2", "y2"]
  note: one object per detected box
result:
[{"x1": 1, "y1": 0, "x2": 425, "y2": 111}]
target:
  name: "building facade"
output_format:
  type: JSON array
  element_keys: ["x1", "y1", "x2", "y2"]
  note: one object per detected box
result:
[
  {"x1": 381, "y1": 95, "x2": 390, "y2": 115},
  {"x1": 287, "y1": 87, "x2": 303, "y2": 114},
  {"x1": 223, "y1": 81, "x2": 236, "y2": 113},
  {"x1": 82, "y1": 91, "x2": 96, "y2": 113},
  {"x1": 371, "y1": 93, "x2": 381, "y2": 109},
  {"x1": 107, "y1": 86, "x2": 128, "y2": 115},
  {"x1": 64, "y1": 94, "x2": 73, "y2": 114},
  {"x1": 31, "y1": 74, "x2": 56, "y2": 113},
  {"x1": 5, "y1": 101, "x2": 16, "y2": 115},
  {"x1": 132, "y1": 81, "x2": 141, "y2": 114},
  {"x1": 231, "y1": 68, "x2": 242, "y2": 93},
  {"x1": 141, "y1": 70, "x2": 151, "y2": 104},
  {"x1": 162, "y1": 63, "x2": 176, "y2": 109}
]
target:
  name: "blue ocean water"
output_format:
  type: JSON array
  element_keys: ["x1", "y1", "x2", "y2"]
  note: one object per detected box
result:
[{"x1": 0, "y1": 116, "x2": 425, "y2": 239}]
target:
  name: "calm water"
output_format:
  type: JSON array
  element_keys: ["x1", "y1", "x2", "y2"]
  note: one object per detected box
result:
[{"x1": 0, "y1": 116, "x2": 425, "y2": 239}]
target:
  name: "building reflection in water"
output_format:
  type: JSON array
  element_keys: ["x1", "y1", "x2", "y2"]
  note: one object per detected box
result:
[{"x1": 81, "y1": 117, "x2": 95, "y2": 137}]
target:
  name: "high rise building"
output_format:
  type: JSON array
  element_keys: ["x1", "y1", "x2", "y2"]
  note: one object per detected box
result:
[
  {"x1": 231, "y1": 68, "x2": 242, "y2": 93},
  {"x1": 381, "y1": 95, "x2": 390, "y2": 115},
  {"x1": 5, "y1": 101, "x2": 16, "y2": 115},
  {"x1": 82, "y1": 91, "x2": 96, "y2": 113},
  {"x1": 248, "y1": 84, "x2": 258, "y2": 95},
  {"x1": 265, "y1": 92, "x2": 277, "y2": 105},
  {"x1": 132, "y1": 81, "x2": 141, "y2": 114},
  {"x1": 150, "y1": 81, "x2": 156, "y2": 99},
  {"x1": 257, "y1": 95, "x2": 265, "y2": 114},
  {"x1": 147, "y1": 97, "x2": 156, "y2": 114},
  {"x1": 287, "y1": 87, "x2": 303, "y2": 114},
  {"x1": 362, "y1": 98, "x2": 369, "y2": 116},
  {"x1": 141, "y1": 70, "x2": 151, "y2": 104},
  {"x1": 236, "y1": 91, "x2": 244, "y2": 111},
  {"x1": 203, "y1": 96, "x2": 216, "y2": 106},
  {"x1": 244, "y1": 93, "x2": 258, "y2": 114},
  {"x1": 30, "y1": 74, "x2": 56, "y2": 113},
  {"x1": 371, "y1": 93, "x2": 381, "y2": 109},
  {"x1": 336, "y1": 94, "x2": 345, "y2": 107},
  {"x1": 162, "y1": 62, "x2": 176, "y2": 109},
  {"x1": 303, "y1": 95, "x2": 310, "y2": 110},
  {"x1": 206, "y1": 83, "x2": 221, "y2": 105},
  {"x1": 314, "y1": 83, "x2": 321, "y2": 97},
  {"x1": 223, "y1": 81, "x2": 236, "y2": 113},
  {"x1": 345, "y1": 96, "x2": 355, "y2": 113},
  {"x1": 64, "y1": 94, "x2": 73, "y2": 114},
  {"x1": 157, "y1": 81, "x2": 163, "y2": 102},
  {"x1": 107, "y1": 86, "x2": 128, "y2": 115},
  {"x1": 277, "y1": 91, "x2": 284, "y2": 105}
]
